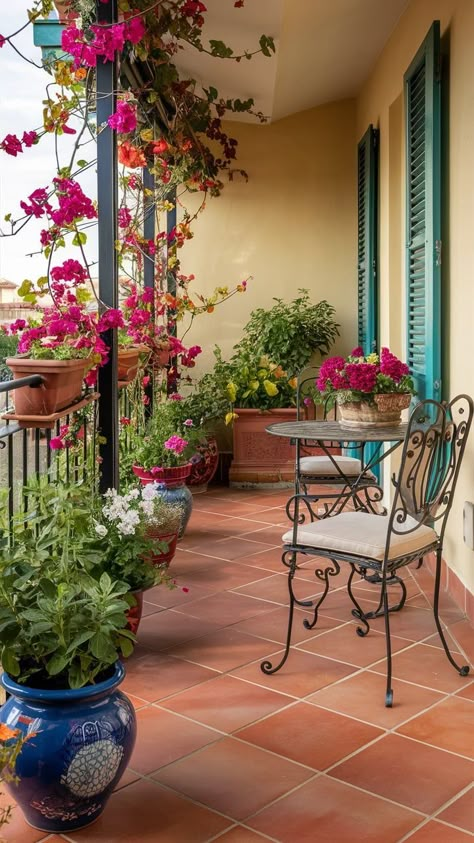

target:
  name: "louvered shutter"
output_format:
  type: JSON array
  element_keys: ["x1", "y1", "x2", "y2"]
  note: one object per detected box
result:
[
  {"x1": 404, "y1": 21, "x2": 442, "y2": 401},
  {"x1": 357, "y1": 126, "x2": 378, "y2": 354},
  {"x1": 354, "y1": 126, "x2": 380, "y2": 476}
]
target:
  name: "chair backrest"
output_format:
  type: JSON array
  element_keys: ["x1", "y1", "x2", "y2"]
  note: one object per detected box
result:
[{"x1": 389, "y1": 395, "x2": 473, "y2": 543}]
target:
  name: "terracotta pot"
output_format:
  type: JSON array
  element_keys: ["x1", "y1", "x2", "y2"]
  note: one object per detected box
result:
[
  {"x1": 187, "y1": 437, "x2": 219, "y2": 493},
  {"x1": 229, "y1": 407, "x2": 298, "y2": 487},
  {"x1": 153, "y1": 348, "x2": 170, "y2": 367},
  {"x1": 125, "y1": 590, "x2": 144, "y2": 636},
  {"x1": 145, "y1": 528, "x2": 179, "y2": 567},
  {"x1": 5, "y1": 355, "x2": 92, "y2": 417},
  {"x1": 338, "y1": 393, "x2": 411, "y2": 428},
  {"x1": 133, "y1": 463, "x2": 192, "y2": 485}
]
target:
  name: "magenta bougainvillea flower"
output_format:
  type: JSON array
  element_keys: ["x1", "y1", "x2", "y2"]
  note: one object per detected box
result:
[
  {"x1": 1, "y1": 133, "x2": 23, "y2": 156},
  {"x1": 108, "y1": 101, "x2": 137, "y2": 134},
  {"x1": 317, "y1": 348, "x2": 415, "y2": 402}
]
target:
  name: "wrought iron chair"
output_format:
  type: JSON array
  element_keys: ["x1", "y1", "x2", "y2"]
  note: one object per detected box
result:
[
  {"x1": 262, "y1": 395, "x2": 474, "y2": 706},
  {"x1": 295, "y1": 369, "x2": 376, "y2": 509}
]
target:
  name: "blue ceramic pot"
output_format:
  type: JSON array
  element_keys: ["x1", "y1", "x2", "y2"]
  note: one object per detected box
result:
[
  {"x1": 154, "y1": 480, "x2": 193, "y2": 538},
  {"x1": 0, "y1": 662, "x2": 136, "y2": 833}
]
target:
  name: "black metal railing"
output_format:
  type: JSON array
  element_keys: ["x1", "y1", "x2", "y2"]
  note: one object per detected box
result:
[{"x1": 0, "y1": 376, "x2": 99, "y2": 529}]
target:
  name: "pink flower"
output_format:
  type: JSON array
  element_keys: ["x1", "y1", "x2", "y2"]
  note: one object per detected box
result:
[
  {"x1": 118, "y1": 206, "x2": 132, "y2": 228},
  {"x1": 169, "y1": 393, "x2": 183, "y2": 401},
  {"x1": 120, "y1": 416, "x2": 131, "y2": 426},
  {"x1": 379, "y1": 347, "x2": 409, "y2": 382},
  {"x1": 184, "y1": 419, "x2": 193, "y2": 427},
  {"x1": 351, "y1": 346, "x2": 364, "y2": 357},
  {"x1": 0, "y1": 35, "x2": 6, "y2": 48},
  {"x1": 97, "y1": 308, "x2": 125, "y2": 331},
  {"x1": 22, "y1": 130, "x2": 38, "y2": 148},
  {"x1": 108, "y1": 101, "x2": 137, "y2": 134},
  {"x1": 124, "y1": 15, "x2": 145, "y2": 44},
  {"x1": 1, "y1": 134, "x2": 22, "y2": 156},
  {"x1": 51, "y1": 260, "x2": 88, "y2": 285},
  {"x1": 164, "y1": 435, "x2": 188, "y2": 455},
  {"x1": 50, "y1": 437, "x2": 65, "y2": 450}
]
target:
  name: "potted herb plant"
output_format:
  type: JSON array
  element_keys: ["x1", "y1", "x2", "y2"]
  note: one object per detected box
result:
[
  {"x1": 0, "y1": 484, "x2": 137, "y2": 833},
  {"x1": 316, "y1": 346, "x2": 415, "y2": 427}
]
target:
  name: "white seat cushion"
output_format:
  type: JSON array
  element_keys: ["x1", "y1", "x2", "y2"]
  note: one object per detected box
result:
[
  {"x1": 282, "y1": 511, "x2": 437, "y2": 561},
  {"x1": 298, "y1": 455, "x2": 375, "y2": 479}
]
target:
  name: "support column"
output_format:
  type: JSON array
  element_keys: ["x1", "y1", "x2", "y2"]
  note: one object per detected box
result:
[
  {"x1": 143, "y1": 166, "x2": 155, "y2": 414},
  {"x1": 166, "y1": 188, "x2": 177, "y2": 395},
  {"x1": 96, "y1": 0, "x2": 119, "y2": 492}
]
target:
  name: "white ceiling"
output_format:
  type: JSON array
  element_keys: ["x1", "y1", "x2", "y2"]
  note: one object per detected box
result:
[{"x1": 179, "y1": 0, "x2": 410, "y2": 122}]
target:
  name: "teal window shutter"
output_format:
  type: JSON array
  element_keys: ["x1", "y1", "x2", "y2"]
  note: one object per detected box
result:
[
  {"x1": 358, "y1": 125, "x2": 379, "y2": 354},
  {"x1": 404, "y1": 21, "x2": 442, "y2": 401},
  {"x1": 355, "y1": 126, "x2": 380, "y2": 476}
]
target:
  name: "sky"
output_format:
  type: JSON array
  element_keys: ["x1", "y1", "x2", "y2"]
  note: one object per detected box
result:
[{"x1": 0, "y1": 1, "x2": 97, "y2": 285}]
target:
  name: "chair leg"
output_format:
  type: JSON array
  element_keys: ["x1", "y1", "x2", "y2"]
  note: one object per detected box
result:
[
  {"x1": 433, "y1": 548, "x2": 470, "y2": 676},
  {"x1": 261, "y1": 551, "x2": 312, "y2": 676},
  {"x1": 362, "y1": 571, "x2": 407, "y2": 620},
  {"x1": 302, "y1": 557, "x2": 340, "y2": 631},
  {"x1": 381, "y1": 579, "x2": 394, "y2": 707},
  {"x1": 347, "y1": 565, "x2": 370, "y2": 636}
]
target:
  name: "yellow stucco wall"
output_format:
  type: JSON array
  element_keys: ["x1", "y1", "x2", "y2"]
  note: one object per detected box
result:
[
  {"x1": 356, "y1": 0, "x2": 474, "y2": 594},
  {"x1": 180, "y1": 99, "x2": 358, "y2": 372}
]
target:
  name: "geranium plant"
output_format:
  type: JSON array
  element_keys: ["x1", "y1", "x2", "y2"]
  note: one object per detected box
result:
[
  {"x1": 132, "y1": 399, "x2": 204, "y2": 472},
  {"x1": 316, "y1": 347, "x2": 415, "y2": 405}
]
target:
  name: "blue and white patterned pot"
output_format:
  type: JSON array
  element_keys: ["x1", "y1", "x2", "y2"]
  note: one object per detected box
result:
[
  {"x1": 0, "y1": 662, "x2": 136, "y2": 833},
  {"x1": 154, "y1": 481, "x2": 193, "y2": 538}
]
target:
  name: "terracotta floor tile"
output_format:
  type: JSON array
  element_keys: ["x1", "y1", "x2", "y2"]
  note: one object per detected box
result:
[
  {"x1": 176, "y1": 590, "x2": 274, "y2": 625},
  {"x1": 307, "y1": 670, "x2": 445, "y2": 728},
  {"x1": 113, "y1": 767, "x2": 141, "y2": 790},
  {"x1": 448, "y1": 619, "x2": 474, "y2": 663},
  {"x1": 455, "y1": 681, "x2": 474, "y2": 701},
  {"x1": 232, "y1": 605, "x2": 343, "y2": 644},
  {"x1": 397, "y1": 696, "x2": 474, "y2": 758},
  {"x1": 331, "y1": 732, "x2": 473, "y2": 813},
  {"x1": 305, "y1": 585, "x2": 380, "y2": 623},
  {"x1": 69, "y1": 779, "x2": 230, "y2": 842},
  {"x1": 297, "y1": 623, "x2": 410, "y2": 667},
  {"x1": 241, "y1": 507, "x2": 288, "y2": 525},
  {"x1": 170, "y1": 550, "x2": 231, "y2": 576},
  {"x1": 123, "y1": 692, "x2": 148, "y2": 709},
  {"x1": 232, "y1": 648, "x2": 357, "y2": 697},
  {"x1": 368, "y1": 605, "x2": 451, "y2": 641},
  {"x1": 160, "y1": 674, "x2": 290, "y2": 732},
  {"x1": 402, "y1": 819, "x2": 474, "y2": 842},
  {"x1": 370, "y1": 642, "x2": 469, "y2": 693},
  {"x1": 130, "y1": 706, "x2": 220, "y2": 774},
  {"x1": 141, "y1": 600, "x2": 163, "y2": 617},
  {"x1": 136, "y1": 607, "x2": 221, "y2": 651},
  {"x1": 234, "y1": 571, "x2": 324, "y2": 605},
  {"x1": 165, "y1": 627, "x2": 274, "y2": 671},
  {"x1": 179, "y1": 562, "x2": 270, "y2": 590},
  {"x1": 247, "y1": 774, "x2": 421, "y2": 843},
  {"x1": 121, "y1": 650, "x2": 217, "y2": 702},
  {"x1": 208, "y1": 537, "x2": 277, "y2": 561},
  {"x1": 436, "y1": 786, "x2": 474, "y2": 833},
  {"x1": 145, "y1": 580, "x2": 216, "y2": 608},
  {"x1": 237, "y1": 548, "x2": 288, "y2": 571},
  {"x1": 213, "y1": 827, "x2": 270, "y2": 842},
  {"x1": 237, "y1": 701, "x2": 383, "y2": 769},
  {"x1": 193, "y1": 499, "x2": 273, "y2": 517},
  {"x1": 239, "y1": 524, "x2": 289, "y2": 544},
  {"x1": 153, "y1": 737, "x2": 313, "y2": 820}
]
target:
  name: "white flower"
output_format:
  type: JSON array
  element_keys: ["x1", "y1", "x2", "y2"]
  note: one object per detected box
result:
[
  {"x1": 141, "y1": 484, "x2": 158, "y2": 501},
  {"x1": 94, "y1": 522, "x2": 108, "y2": 538},
  {"x1": 140, "y1": 500, "x2": 154, "y2": 517}
]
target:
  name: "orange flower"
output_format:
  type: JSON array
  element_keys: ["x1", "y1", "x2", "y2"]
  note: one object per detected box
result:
[
  {"x1": 0, "y1": 724, "x2": 20, "y2": 742},
  {"x1": 118, "y1": 142, "x2": 146, "y2": 169},
  {"x1": 288, "y1": 377, "x2": 298, "y2": 389},
  {"x1": 273, "y1": 365, "x2": 286, "y2": 379}
]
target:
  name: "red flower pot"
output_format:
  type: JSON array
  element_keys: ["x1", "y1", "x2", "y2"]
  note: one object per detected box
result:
[
  {"x1": 146, "y1": 529, "x2": 179, "y2": 567},
  {"x1": 125, "y1": 590, "x2": 144, "y2": 636},
  {"x1": 187, "y1": 436, "x2": 219, "y2": 493},
  {"x1": 133, "y1": 463, "x2": 192, "y2": 486}
]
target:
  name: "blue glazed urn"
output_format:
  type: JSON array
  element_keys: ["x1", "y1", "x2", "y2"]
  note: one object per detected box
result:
[
  {"x1": 154, "y1": 480, "x2": 193, "y2": 538},
  {"x1": 0, "y1": 662, "x2": 136, "y2": 833}
]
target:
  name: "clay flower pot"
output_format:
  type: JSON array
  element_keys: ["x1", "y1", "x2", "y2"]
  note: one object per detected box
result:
[
  {"x1": 229, "y1": 407, "x2": 298, "y2": 487},
  {"x1": 187, "y1": 436, "x2": 219, "y2": 494},
  {"x1": 5, "y1": 355, "x2": 92, "y2": 418},
  {"x1": 145, "y1": 527, "x2": 179, "y2": 567}
]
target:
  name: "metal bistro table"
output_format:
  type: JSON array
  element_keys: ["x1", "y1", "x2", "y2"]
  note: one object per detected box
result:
[{"x1": 265, "y1": 419, "x2": 409, "y2": 620}]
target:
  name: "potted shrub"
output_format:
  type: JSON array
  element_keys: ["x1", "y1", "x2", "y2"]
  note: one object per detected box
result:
[
  {"x1": 0, "y1": 487, "x2": 137, "y2": 833},
  {"x1": 316, "y1": 346, "x2": 416, "y2": 427},
  {"x1": 131, "y1": 401, "x2": 204, "y2": 536}
]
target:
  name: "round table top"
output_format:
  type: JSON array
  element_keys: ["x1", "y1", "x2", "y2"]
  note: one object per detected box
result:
[{"x1": 265, "y1": 420, "x2": 408, "y2": 442}]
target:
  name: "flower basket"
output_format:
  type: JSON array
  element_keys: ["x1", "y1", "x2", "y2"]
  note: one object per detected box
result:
[
  {"x1": 338, "y1": 393, "x2": 412, "y2": 428},
  {"x1": 133, "y1": 463, "x2": 192, "y2": 486},
  {"x1": 5, "y1": 355, "x2": 92, "y2": 419}
]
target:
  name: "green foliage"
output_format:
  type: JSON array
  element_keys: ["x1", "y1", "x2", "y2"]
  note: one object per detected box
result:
[
  {"x1": 225, "y1": 349, "x2": 298, "y2": 415},
  {"x1": 236, "y1": 290, "x2": 340, "y2": 376},
  {"x1": 0, "y1": 333, "x2": 18, "y2": 382},
  {"x1": 132, "y1": 400, "x2": 204, "y2": 471}
]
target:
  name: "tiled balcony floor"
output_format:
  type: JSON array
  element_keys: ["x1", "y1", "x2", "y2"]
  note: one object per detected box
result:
[{"x1": 6, "y1": 486, "x2": 474, "y2": 842}]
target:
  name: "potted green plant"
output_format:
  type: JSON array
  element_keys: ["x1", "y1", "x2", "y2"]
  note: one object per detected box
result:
[
  {"x1": 132, "y1": 401, "x2": 204, "y2": 536},
  {"x1": 316, "y1": 346, "x2": 415, "y2": 427},
  {"x1": 0, "y1": 482, "x2": 137, "y2": 833}
]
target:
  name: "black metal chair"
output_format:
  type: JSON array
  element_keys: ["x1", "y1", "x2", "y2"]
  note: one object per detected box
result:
[
  {"x1": 295, "y1": 369, "x2": 376, "y2": 510},
  {"x1": 262, "y1": 395, "x2": 474, "y2": 706}
]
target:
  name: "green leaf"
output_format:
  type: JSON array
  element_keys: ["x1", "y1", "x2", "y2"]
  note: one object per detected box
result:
[
  {"x1": 1, "y1": 647, "x2": 20, "y2": 676},
  {"x1": 76, "y1": 159, "x2": 88, "y2": 168},
  {"x1": 209, "y1": 40, "x2": 234, "y2": 58},
  {"x1": 47, "y1": 652, "x2": 69, "y2": 676},
  {"x1": 72, "y1": 231, "x2": 87, "y2": 246},
  {"x1": 119, "y1": 636, "x2": 134, "y2": 658},
  {"x1": 259, "y1": 35, "x2": 276, "y2": 57},
  {"x1": 65, "y1": 630, "x2": 94, "y2": 654}
]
